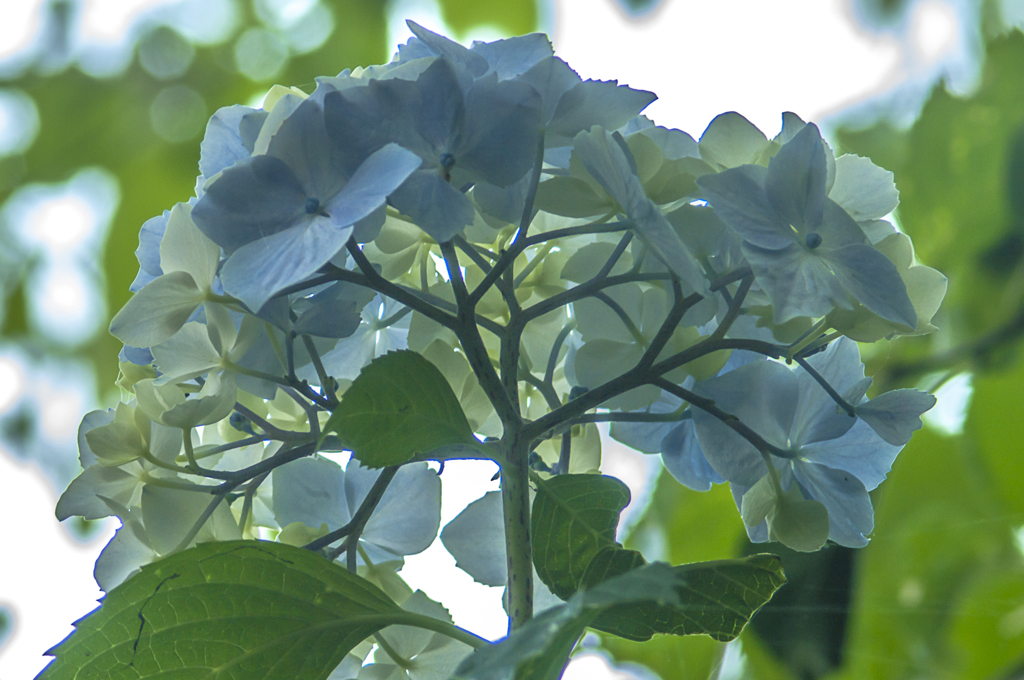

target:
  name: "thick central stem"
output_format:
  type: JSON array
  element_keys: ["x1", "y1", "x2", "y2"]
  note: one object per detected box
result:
[{"x1": 501, "y1": 433, "x2": 533, "y2": 631}]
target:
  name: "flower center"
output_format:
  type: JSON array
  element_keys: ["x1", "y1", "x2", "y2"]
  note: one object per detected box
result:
[
  {"x1": 806, "y1": 232, "x2": 822, "y2": 249},
  {"x1": 304, "y1": 197, "x2": 321, "y2": 214}
]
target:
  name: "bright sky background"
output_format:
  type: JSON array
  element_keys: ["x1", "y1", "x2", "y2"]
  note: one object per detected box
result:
[{"x1": 0, "y1": 0, "x2": 979, "y2": 677}]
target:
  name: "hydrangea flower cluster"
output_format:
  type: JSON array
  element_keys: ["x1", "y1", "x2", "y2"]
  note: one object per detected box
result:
[{"x1": 54, "y1": 21, "x2": 944, "y2": 677}]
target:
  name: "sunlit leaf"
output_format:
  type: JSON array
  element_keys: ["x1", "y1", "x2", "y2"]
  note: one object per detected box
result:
[
  {"x1": 321, "y1": 350, "x2": 484, "y2": 467},
  {"x1": 38, "y1": 540, "x2": 405, "y2": 680}
]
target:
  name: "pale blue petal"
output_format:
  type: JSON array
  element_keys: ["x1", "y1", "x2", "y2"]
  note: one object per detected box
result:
[
  {"x1": 764, "y1": 123, "x2": 826, "y2": 234},
  {"x1": 519, "y1": 56, "x2": 581, "y2": 125},
  {"x1": 220, "y1": 218, "x2": 354, "y2": 312},
  {"x1": 608, "y1": 393, "x2": 684, "y2": 454},
  {"x1": 730, "y1": 483, "x2": 769, "y2": 543},
  {"x1": 327, "y1": 143, "x2": 423, "y2": 224},
  {"x1": 390, "y1": 171, "x2": 475, "y2": 242},
  {"x1": 697, "y1": 165, "x2": 793, "y2": 250},
  {"x1": 800, "y1": 419, "x2": 899, "y2": 491},
  {"x1": 691, "y1": 361, "x2": 798, "y2": 486},
  {"x1": 406, "y1": 21, "x2": 488, "y2": 77},
  {"x1": 660, "y1": 419, "x2": 724, "y2": 491},
  {"x1": 818, "y1": 199, "x2": 869, "y2": 248},
  {"x1": 458, "y1": 75, "x2": 542, "y2": 186},
  {"x1": 471, "y1": 32, "x2": 553, "y2": 79},
  {"x1": 856, "y1": 389, "x2": 935, "y2": 446},
  {"x1": 743, "y1": 241, "x2": 851, "y2": 323},
  {"x1": 828, "y1": 243, "x2": 917, "y2": 328},
  {"x1": 199, "y1": 104, "x2": 265, "y2": 179},
  {"x1": 790, "y1": 338, "x2": 863, "y2": 446},
  {"x1": 293, "y1": 281, "x2": 375, "y2": 339},
  {"x1": 192, "y1": 154, "x2": 306, "y2": 252},
  {"x1": 547, "y1": 79, "x2": 657, "y2": 147},
  {"x1": 264, "y1": 97, "x2": 333, "y2": 198},
  {"x1": 792, "y1": 461, "x2": 873, "y2": 547},
  {"x1": 408, "y1": 58, "x2": 466, "y2": 153},
  {"x1": 220, "y1": 144, "x2": 419, "y2": 310},
  {"x1": 473, "y1": 176, "x2": 529, "y2": 225},
  {"x1": 133, "y1": 211, "x2": 169, "y2": 283},
  {"x1": 272, "y1": 456, "x2": 350, "y2": 530},
  {"x1": 440, "y1": 490, "x2": 506, "y2": 586},
  {"x1": 352, "y1": 462, "x2": 441, "y2": 561}
]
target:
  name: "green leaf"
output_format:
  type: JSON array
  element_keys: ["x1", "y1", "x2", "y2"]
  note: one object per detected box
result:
[
  {"x1": 588, "y1": 553, "x2": 787, "y2": 643},
  {"x1": 321, "y1": 350, "x2": 482, "y2": 467},
  {"x1": 38, "y1": 540, "x2": 405, "y2": 680},
  {"x1": 456, "y1": 557, "x2": 783, "y2": 680},
  {"x1": 531, "y1": 474, "x2": 785, "y2": 644},
  {"x1": 453, "y1": 563, "x2": 679, "y2": 680},
  {"x1": 531, "y1": 474, "x2": 631, "y2": 599},
  {"x1": 456, "y1": 600, "x2": 589, "y2": 680}
]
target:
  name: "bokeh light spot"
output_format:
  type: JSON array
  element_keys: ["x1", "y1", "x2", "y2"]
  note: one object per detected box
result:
[
  {"x1": 0, "y1": 89, "x2": 40, "y2": 155},
  {"x1": 149, "y1": 85, "x2": 206, "y2": 142},
  {"x1": 138, "y1": 25, "x2": 195, "y2": 79},
  {"x1": 234, "y1": 27, "x2": 289, "y2": 82}
]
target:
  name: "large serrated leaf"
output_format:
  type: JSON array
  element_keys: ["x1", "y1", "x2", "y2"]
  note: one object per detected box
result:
[
  {"x1": 37, "y1": 540, "x2": 404, "y2": 680},
  {"x1": 454, "y1": 563, "x2": 679, "y2": 680},
  {"x1": 321, "y1": 350, "x2": 483, "y2": 467},
  {"x1": 531, "y1": 474, "x2": 631, "y2": 599},
  {"x1": 588, "y1": 553, "x2": 787, "y2": 642}
]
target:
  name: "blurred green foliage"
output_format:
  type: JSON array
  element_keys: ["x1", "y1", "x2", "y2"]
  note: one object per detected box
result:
[
  {"x1": 0, "y1": 0, "x2": 538, "y2": 388},
  {"x1": 603, "y1": 20, "x2": 1024, "y2": 680}
]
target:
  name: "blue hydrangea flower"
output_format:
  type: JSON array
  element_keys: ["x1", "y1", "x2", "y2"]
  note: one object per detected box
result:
[
  {"x1": 689, "y1": 338, "x2": 931, "y2": 548},
  {"x1": 192, "y1": 96, "x2": 421, "y2": 311},
  {"x1": 697, "y1": 123, "x2": 917, "y2": 327},
  {"x1": 322, "y1": 56, "x2": 543, "y2": 242}
]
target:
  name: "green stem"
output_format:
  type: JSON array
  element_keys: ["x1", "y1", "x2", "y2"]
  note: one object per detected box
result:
[
  {"x1": 785, "y1": 318, "x2": 831, "y2": 361},
  {"x1": 381, "y1": 611, "x2": 490, "y2": 649},
  {"x1": 374, "y1": 632, "x2": 412, "y2": 668},
  {"x1": 501, "y1": 434, "x2": 533, "y2": 631}
]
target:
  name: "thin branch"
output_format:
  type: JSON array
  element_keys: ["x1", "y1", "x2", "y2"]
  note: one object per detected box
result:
[
  {"x1": 653, "y1": 378, "x2": 790, "y2": 458},
  {"x1": 302, "y1": 465, "x2": 398, "y2": 557},
  {"x1": 232, "y1": 403, "x2": 308, "y2": 442},
  {"x1": 793, "y1": 355, "x2": 857, "y2": 417},
  {"x1": 521, "y1": 270, "x2": 674, "y2": 323},
  {"x1": 638, "y1": 279, "x2": 689, "y2": 372},
  {"x1": 522, "y1": 337, "x2": 785, "y2": 443},
  {"x1": 300, "y1": 334, "x2": 337, "y2": 407},
  {"x1": 709, "y1": 273, "x2": 754, "y2": 342},
  {"x1": 344, "y1": 240, "x2": 461, "y2": 332},
  {"x1": 440, "y1": 240, "x2": 521, "y2": 427},
  {"x1": 556, "y1": 431, "x2": 572, "y2": 475},
  {"x1": 567, "y1": 410, "x2": 690, "y2": 425},
  {"x1": 282, "y1": 386, "x2": 322, "y2": 441},
  {"x1": 545, "y1": 323, "x2": 575, "y2": 386}
]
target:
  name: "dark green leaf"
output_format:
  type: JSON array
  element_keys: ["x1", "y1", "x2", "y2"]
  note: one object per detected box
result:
[
  {"x1": 599, "y1": 471, "x2": 749, "y2": 679},
  {"x1": 590, "y1": 554, "x2": 787, "y2": 643},
  {"x1": 455, "y1": 599, "x2": 590, "y2": 680},
  {"x1": 38, "y1": 540, "x2": 403, "y2": 680},
  {"x1": 321, "y1": 350, "x2": 482, "y2": 467},
  {"x1": 531, "y1": 474, "x2": 631, "y2": 599},
  {"x1": 456, "y1": 558, "x2": 782, "y2": 679},
  {"x1": 531, "y1": 474, "x2": 784, "y2": 644},
  {"x1": 454, "y1": 563, "x2": 677, "y2": 680}
]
